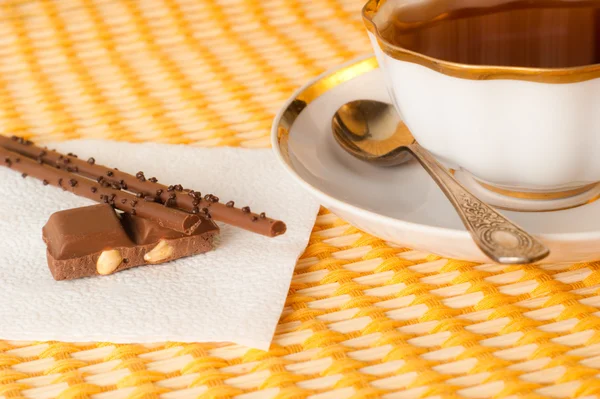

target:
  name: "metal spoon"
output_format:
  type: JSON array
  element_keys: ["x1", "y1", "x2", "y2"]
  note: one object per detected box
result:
[{"x1": 332, "y1": 100, "x2": 549, "y2": 264}]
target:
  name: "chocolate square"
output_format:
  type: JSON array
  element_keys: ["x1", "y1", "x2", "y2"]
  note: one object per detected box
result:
[{"x1": 43, "y1": 204, "x2": 134, "y2": 260}]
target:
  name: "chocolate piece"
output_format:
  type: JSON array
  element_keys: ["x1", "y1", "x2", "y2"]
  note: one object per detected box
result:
[
  {"x1": 43, "y1": 205, "x2": 219, "y2": 281},
  {"x1": 0, "y1": 147, "x2": 202, "y2": 235},
  {"x1": 0, "y1": 135, "x2": 286, "y2": 237},
  {"x1": 44, "y1": 205, "x2": 134, "y2": 261},
  {"x1": 120, "y1": 211, "x2": 217, "y2": 245}
]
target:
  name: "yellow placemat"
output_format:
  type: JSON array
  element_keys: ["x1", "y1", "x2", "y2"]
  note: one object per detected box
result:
[{"x1": 1, "y1": 1, "x2": 600, "y2": 398}]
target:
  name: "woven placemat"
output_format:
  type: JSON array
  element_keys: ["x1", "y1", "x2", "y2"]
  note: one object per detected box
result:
[{"x1": 1, "y1": 0, "x2": 600, "y2": 398}]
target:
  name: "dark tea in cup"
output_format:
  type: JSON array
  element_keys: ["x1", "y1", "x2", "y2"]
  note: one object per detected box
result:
[{"x1": 376, "y1": 0, "x2": 600, "y2": 68}]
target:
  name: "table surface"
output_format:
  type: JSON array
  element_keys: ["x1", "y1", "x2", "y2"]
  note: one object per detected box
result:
[{"x1": 1, "y1": 1, "x2": 600, "y2": 398}]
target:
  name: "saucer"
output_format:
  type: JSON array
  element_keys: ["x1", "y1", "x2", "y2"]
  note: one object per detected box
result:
[{"x1": 271, "y1": 56, "x2": 600, "y2": 263}]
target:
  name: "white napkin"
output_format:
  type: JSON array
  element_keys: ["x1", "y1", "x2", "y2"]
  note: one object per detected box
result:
[{"x1": 0, "y1": 140, "x2": 318, "y2": 350}]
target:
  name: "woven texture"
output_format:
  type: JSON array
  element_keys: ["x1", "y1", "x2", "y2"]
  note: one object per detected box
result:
[{"x1": 1, "y1": 0, "x2": 600, "y2": 398}]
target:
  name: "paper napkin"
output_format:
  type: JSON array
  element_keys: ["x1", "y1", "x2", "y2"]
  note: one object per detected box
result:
[{"x1": 0, "y1": 140, "x2": 319, "y2": 350}]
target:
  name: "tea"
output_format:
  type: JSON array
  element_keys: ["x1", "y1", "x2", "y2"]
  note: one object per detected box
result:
[{"x1": 377, "y1": 0, "x2": 600, "y2": 68}]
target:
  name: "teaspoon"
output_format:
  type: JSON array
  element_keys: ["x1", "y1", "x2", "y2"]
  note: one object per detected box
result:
[{"x1": 332, "y1": 100, "x2": 550, "y2": 264}]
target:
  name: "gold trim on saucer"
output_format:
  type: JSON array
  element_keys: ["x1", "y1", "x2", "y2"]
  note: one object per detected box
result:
[
  {"x1": 477, "y1": 181, "x2": 599, "y2": 200},
  {"x1": 298, "y1": 58, "x2": 378, "y2": 104},
  {"x1": 362, "y1": 0, "x2": 600, "y2": 84},
  {"x1": 275, "y1": 56, "x2": 600, "y2": 212},
  {"x1": 276, "y1": 57, "x2": 379, "y2": 164}
]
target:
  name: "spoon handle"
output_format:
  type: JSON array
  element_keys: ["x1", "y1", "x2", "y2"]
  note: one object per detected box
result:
[{"x1": 408, "y1": 143, "x2": 549, "y2": 264}]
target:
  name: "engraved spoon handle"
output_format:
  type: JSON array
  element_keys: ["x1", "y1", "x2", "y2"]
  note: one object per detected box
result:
[{"x1": 407, "y1": 143, "x2": 550, "y2": 264}]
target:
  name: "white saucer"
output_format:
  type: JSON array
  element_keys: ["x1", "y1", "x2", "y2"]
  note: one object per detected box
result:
[{"x1": 271, "y1": 56, "x2": 600, "y2": 263}]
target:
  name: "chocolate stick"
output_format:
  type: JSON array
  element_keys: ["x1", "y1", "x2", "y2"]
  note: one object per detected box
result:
[
  {"x1": 0, "y1": 135, "x2": 286, "y2": 237},
  {"x1": 0, "y1": 147, "x2": 203, "y2": 235}
]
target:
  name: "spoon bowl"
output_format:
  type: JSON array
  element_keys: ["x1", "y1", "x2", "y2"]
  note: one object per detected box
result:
[
  {"x1": 332, "y1": 100, "x2": 413, "y2": 166},
  {"x1": 332, "y1": 100, "x2": 550, "y2": 264}
]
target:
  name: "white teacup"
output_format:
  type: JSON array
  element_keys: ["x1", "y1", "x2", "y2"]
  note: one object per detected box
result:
[{"x1": 363, "y1": 0, "x2": 600, "y2": 209}]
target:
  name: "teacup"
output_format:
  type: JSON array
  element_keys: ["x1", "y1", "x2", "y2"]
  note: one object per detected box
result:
[{"x1": 363, "y1": 0, "x2": 600, "y2": 208}]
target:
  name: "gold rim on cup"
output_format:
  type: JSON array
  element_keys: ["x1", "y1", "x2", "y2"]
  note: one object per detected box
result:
[
  {"x1": 362, "y1": 0, "x2": 600, "y2": 83},
  {"x1": 476, "y1": 180, "x2": 600, "y2": 200}
]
